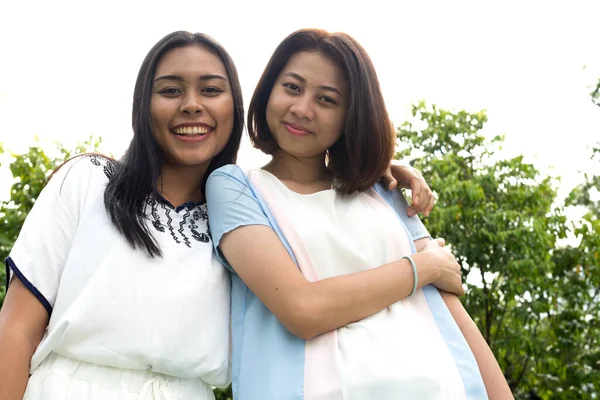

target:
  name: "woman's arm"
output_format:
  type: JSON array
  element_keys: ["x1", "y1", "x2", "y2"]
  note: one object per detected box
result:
[
  {"x1": 415, "y1": 238, "x2": 513, "y2": 398},
  {"x1": 0, "y1": 279, "x2": 49, "y2": 400},
  {"x1": 441, "y1": 292, "x2": 514, "y2": 399},
  {"x1": 219, "y1": 225, "x2": 462, "y2": 340},
  {"x1": 208, "y1": 166, "x2": 461, "y2": 339},
  {"x1": 0, "y1": 157, "x2": 94, "y2": 399},
  {"x1": 381, "y1": 163, "x2": 435, "y2": 217}
]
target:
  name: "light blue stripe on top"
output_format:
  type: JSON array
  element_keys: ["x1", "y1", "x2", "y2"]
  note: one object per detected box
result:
[
  {"x1": 422, "y1": 286, "x2": 488, "y2": 398},
  {"x1": 207, "y1": 166, "x2": 305, "y2": 400},
  {"x1": 373, "y1": 184, "x2": 488, "y2": 399}
]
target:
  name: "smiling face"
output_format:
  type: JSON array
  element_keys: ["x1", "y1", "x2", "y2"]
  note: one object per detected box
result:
[
  {"x1": 150, "y1": 44, "x2": 234, "y2": 169},
  {"x1": 265, "y1": 50, "x2": 348, "y2": 159}
]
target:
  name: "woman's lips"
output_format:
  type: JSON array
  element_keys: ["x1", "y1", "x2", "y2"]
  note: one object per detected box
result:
[{"x1": 284, "y1": 122, "x2": 311, "y2": 136}]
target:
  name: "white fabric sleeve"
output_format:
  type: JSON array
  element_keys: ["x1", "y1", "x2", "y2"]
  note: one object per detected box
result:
[{"x1": 5, "y1": 156, "x2": 97, "y2": 315}]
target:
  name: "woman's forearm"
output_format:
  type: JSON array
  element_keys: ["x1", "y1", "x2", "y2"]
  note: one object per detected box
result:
[
  {"x1": 221, "y1": 225, "x2": 459, "y2": 340},
  {"x1": 0, "y1": 328, "x2": 35, "y2": 400},
  {"x1": 0, "y1": 279, "x2": 49, "y2": 400},
  {"x1": 294, "y1": 253, "x2": 441, "y2": 339}
]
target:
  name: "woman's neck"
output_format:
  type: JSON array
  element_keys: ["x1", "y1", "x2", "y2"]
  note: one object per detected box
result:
[
  {"x1": 264, "y1": 151, "x2": 332, "y2": 193},
  {"x1": 157, "y1": 162, "x2": 208, "y2": 206}
]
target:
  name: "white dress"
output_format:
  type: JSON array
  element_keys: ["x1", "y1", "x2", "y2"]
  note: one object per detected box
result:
[{"x1": 6, "y1": 156, "x2": 230, "y2": 400}]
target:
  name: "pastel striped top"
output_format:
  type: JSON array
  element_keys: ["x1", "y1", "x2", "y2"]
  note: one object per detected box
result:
[{"x1": 206, "y1": 165, "x2": 487, "y2": 400}]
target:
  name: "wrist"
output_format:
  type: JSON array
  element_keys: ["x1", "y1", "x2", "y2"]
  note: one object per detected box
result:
[
  {"x1": 400, "y1": 256, "x2": 419, "y2": 296},
  {"x1": 411, "y1": 251, "x2": 439, "y2": 286}
]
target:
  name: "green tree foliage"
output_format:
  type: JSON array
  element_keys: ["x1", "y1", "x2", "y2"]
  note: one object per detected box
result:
[
  {"x1": 213, "y1": 385, "x2": 233, "y2": 399},
  {"x1": 0, "y1": 138, "x2": 102, "y2": 306},
  {"x1": 396, "y1": 102, "x2": 599, "y2": 398},
  {"x1": 551, "y1": 145, "x2": 600, "y2": 395},
  {"x1": 591, "y1": 79, "x2": 600, "y2": 108}
]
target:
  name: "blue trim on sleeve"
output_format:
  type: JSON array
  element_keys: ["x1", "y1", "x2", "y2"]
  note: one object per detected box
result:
[{"x1": 5, "y1": 256, "x2": 52, "y2": 316}]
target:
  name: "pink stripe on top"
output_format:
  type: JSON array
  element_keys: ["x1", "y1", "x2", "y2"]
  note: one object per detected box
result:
[{"x1": 249, "y1": 173, "x2": 344, "y2": 400}]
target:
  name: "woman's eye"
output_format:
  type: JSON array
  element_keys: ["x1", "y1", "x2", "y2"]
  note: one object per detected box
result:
[
  {"x1": 202, "y1": 87, "x2": 224, "y2": 95},
  {"x1": 159, "y1": 88, "x2": 180, "y2": 95},
  {"x1": 283, "y1": 83, "x2": 301, "y2": 92},
  {"x1": 320, "y1": 96, "x2": 338, "y2": 105}
]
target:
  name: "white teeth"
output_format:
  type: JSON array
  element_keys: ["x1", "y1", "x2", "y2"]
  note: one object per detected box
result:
[{"x1": 173, "y1": 126, "x2": 210, "y2": 135}]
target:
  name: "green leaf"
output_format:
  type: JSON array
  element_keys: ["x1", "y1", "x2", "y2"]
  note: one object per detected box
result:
[{"x1": 396, "y1": 102, "x2": 599, "y2": 397}]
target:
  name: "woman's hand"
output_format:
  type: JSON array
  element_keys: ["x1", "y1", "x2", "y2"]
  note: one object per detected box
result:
[
  {"x1": 381, "y1": 162, "x2": 434, "y2": 217},
  {"x1": 415, "y1": 238, "x2": 464, "y2": 296}
]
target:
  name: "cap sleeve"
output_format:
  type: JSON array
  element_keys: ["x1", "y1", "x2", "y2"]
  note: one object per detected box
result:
[
  {"x1": 5, "y1": 156, "x2": 102, "y2": 315},
  {"x1": 206, "y1": 165, "x2": 271, "y2": 272}
]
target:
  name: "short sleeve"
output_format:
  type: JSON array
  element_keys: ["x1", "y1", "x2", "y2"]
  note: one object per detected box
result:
[
  {"x1": 206, "y1": 165, "x2": 271, "y2": 271},
  {"x1": 5, "y1": 156, "x2": 99, "y2": 315},
  {"x1": 374, "y1": 183, "x2": 430, "y2": 241}
]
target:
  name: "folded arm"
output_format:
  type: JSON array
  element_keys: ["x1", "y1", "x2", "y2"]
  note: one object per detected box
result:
[{"x1": 220, "y1": 225, "x2": 456, "y2": 340}]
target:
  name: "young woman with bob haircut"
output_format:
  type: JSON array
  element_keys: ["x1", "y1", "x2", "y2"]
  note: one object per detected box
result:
[{"x1": 207, "y1": 28, "x2": 513, "y2": 399}]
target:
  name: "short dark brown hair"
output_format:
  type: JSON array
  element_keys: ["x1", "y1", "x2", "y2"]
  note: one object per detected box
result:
[{"x1": 247, "y1": 28, "x2": 395, "y2": 194}]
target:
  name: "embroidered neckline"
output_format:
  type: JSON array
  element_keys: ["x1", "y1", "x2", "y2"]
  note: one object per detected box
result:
[
  {"x1": 155, "y1": 192, "x2": 205, "y2": 212},
  {"x1": 146, "y1": 196, "x2": 210, "y2": 247},
  {"x1": 87, "y1": 156, "x2": 210, "y2": 247}
]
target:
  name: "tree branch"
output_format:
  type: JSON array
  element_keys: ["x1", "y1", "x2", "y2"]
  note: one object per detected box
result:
[{"x1": 491, "y1": 298, "x2": 509, "y2": 348}]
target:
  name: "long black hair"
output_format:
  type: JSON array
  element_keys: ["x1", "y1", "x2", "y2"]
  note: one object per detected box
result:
[{"x1": 104, "y1": 31, "x2": 244, "y2": 257}]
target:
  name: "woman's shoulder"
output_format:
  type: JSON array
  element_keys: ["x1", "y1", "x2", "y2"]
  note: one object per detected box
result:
[
  {"x1": 50, "y1": 154, "x2": 115, "y2": 184},
  {"x1": 32, "y1": 155, "x2": 116, "y2": 216},
  {"x1": 210, "y1": 164, "x2": 245, "y2": 178},
  {"x1": 207, "y1": 164, "x2": 254, "y2": 190}
]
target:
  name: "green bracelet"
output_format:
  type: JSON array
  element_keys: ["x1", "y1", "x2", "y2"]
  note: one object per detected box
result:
[{"x1": 402, "y1": 255, "x2": 418, "y2": 296}]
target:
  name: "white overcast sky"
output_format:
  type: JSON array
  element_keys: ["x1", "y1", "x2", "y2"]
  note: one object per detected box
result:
[{"x1": 1, "y1": 0, "x2": 599, "y2": 203}]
